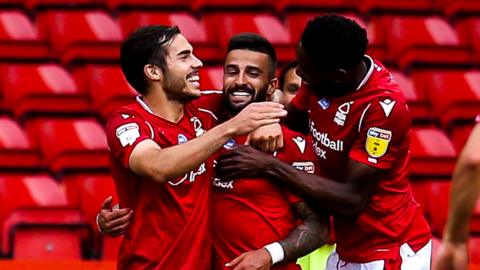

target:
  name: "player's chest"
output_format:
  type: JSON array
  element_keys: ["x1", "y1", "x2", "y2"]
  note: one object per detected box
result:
[
  {"x1": 153, "y1": 115, "x2": 210, "y2": 147},
  {"x1": 307, "y1": 98, "x2": 363, "y2": 160}
]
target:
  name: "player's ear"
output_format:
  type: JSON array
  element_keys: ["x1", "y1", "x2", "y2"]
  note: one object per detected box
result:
[
  {"x1": 144, "y1": 64, "x2": 163, "y2": 82},
  {"x1": 266, "y1": 78, "x2": 279, "y2": 100}
]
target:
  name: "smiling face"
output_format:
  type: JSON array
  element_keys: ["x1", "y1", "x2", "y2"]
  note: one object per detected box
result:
[
  {"x1": 161, "y1": 34, "x2": 203, "y2": 103},
  {"x1": 222, "y1": 49, "x2": 276, "y2": 114}
]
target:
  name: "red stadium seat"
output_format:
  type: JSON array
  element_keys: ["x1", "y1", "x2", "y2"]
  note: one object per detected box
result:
[
  {"x1": 409, "y1": 127, "x2": 457, "y2": 177},
  {"x1": 412, "y1": 70, "x2": 480, "y2": 128},
  {"x1": 390, "y1": 70, "x2": 433, "y2": 122},
  {"x1": 0, "y1": 11, "x2": 50, "y2": 60},
  {"x1": 200, "y1": 65, "x2": 223, "y2": 90},
  {"x1": 26, "y1": 118, "x2": 109, "y2": 173},
  {"x1": 450, "y1": 123, "x2": 475, "y2": 152},
  {"x1": 273, "y1": 0, "x2": 355, "y2": 13},
  {"x1": 192, "y1": 0, "x2": 274, "y2": 12},
  {"x1": 358, "y1": 0, "x2": 435, "y2": 15},
  {"x1": 457, "y1": 18, "x2": 480, "y2": 64},
  {"x1": 0, "y1": 117, "x2": 41, "y2": 169},
  {"x1": 24, "y1": 0, "x2": 105, "y2": 10},
  {"x1": 426, "y1": 180, "x2": 451, "y2": 236},
  {"x1": 470, "y1": 237, "x2": 480, "y2": 265},
  {"x1": 205, "y1": 13, "x2": 295, "y2": 63},
  {"x1": 377, "y1": 16, "x2": 470, "y2": 69},
  {"x1": 38, "y1": 10, "x2": 122, "y2": 64},
  {"x1": 119, "y1": 12, "x2": 221, "y2": 62},
  {"x1": 0, "y1": 64, "x2": 89, "y2": 118},
  {"x1": 0, "y1": 174, "x2": 70, "y2": 255},
  {"x1": 435, "y1": 0, "x2": 480, "y2": 18},
  {"x1": 6, "y1": 209, "x2": 86, "y2": 260},
  {"x1": 62, "y1": 174, "x2": 120, "y2": 259},
  {"x1": 73, "y1": 65, "x2": 136, "y2": 119},
  {"x1": 106, "y1": 0, "x2": 192, "y2": 11}
]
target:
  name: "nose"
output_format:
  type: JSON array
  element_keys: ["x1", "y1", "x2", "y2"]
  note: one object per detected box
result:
[
  {"x1": 192, "y1": 53, "x2": 203, "y2": 69},
  {"x1": 233, "y1": 71, "x2": 248, "y2": 86}
]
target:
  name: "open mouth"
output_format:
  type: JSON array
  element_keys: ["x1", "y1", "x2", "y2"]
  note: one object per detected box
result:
[
  {"x1": 186, "y1": 71, "x2": 200, "y2": 88},
  {"x1": 227, "y1": 87, "x2": 255, "y2": 104}
]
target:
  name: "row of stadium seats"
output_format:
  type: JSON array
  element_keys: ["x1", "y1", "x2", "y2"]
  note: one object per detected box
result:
[
  {"x1": 0, "y1": 173, "x2": 121, "y2": 260},
  {"x1": 3, "y1": 10, "x2": 480, "y2": 68},
  {"x1": 0, "y1": 63, "x2": 478, "y2": 129},
  {"x1": 1, "y1": 172, "x2": 479, "y2": 263},
  {"x1": 0, "y1": 0, "x2": 479, "y2": 17}
]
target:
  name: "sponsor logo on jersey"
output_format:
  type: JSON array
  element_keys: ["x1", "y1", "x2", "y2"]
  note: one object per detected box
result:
[
  {"x1": 365, "y1": 127, "x2": 392, "y2": 158},
  {"x1": 169, "y1": 162, "x2": 206, "y2": 186},
  {"x1": 213, "y1": 177, "x2": 234, "y2": 189},
  {"x1": 317, "y1": 98, "x2": 330, "y2": 110},
  {"x1": 116, "y1": 123, "x2": 140, "y2": 147},
  {"x1": 310, "y1": 123, "x2": 344, "y2": 152},
  {"x1": 292, "y1": 136, "x2": 306, "y2": 153},
  {"x1": 292, "y1": 162, "x2": 315, "y2": 174},
  {"x1": 191, "y1": 117, "x2": 205, "y2": 137},
  {"x1": 177, "y1": 134, "x2": 188, "y2": 144},
  {"x1": 223, "y1": 139, "x2": 236, "y2": 149},
  {"x1": 379, "y1": 99, "x2": 396, "y2": 118},
  {"x1": 334, "y1": 101, "x2": 354, "y2": 126}
]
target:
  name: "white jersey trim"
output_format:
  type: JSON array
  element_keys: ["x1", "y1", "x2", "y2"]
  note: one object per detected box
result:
[
  {"x1": 136, "y1": 96, "x2": 154, "y2": 115},
  {"x1": 356, "y1": 55, "x2": 375, "y2": 91},
  {"x1": 144, "y1": 120, "x2": 154, "y2": 140},
  {"x1": 198, "y1": 108, "x2": 218, "y2": 121},
  {"x1": 358, "y1": 102, "x2": 372, "y2": 133}
]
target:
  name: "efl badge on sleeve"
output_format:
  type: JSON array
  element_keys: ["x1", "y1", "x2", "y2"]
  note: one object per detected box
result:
[
  {"x1": 116, "y1": 123, "x2": 140, "y2": 147},
  {"x1": 365, "y1": 127, "x2": 392, "y2": 158}
]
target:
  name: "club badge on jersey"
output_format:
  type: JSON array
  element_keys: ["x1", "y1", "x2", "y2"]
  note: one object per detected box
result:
[{"x1": 365, "y1": 127, "x2": 392, "y2": 163}]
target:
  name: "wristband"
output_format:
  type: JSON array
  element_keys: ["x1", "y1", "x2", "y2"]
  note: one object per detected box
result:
[{"x1": 264, "y1": 242, "x2": 285, "y2": 265}]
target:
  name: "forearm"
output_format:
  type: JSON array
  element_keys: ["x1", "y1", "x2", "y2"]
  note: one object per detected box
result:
[
  {"x1": 444, "y1": 161, "x2": 480, "y2": 243},
  {"x1": 142, "y1": 122, "x2": 234, "y2": 182},
  {"x1": 264, "y1": 160, "x2": 364, "y2": 217},
  {"x1": 279, "y1": 202, "x2": 329, "y2": 262}
]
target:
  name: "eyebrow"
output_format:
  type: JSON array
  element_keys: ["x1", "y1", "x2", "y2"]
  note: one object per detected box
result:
[{"x1": 177, "y1": 49, "x2": 191, "y2": 57}]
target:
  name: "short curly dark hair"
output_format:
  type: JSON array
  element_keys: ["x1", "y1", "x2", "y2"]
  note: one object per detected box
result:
[{"x1": 301, "y1": 14, "x2": 368, "y2": 70}]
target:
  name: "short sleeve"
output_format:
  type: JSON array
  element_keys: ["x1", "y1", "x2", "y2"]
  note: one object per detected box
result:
[
  {"x1": 290, "y1": 84, "x2": 311, "y2": 112},
  {"x1": 106, "y1": 110, "x2": 154, "y2": 168},
  {"x1": 349, "y1": 98, "x2": 411, "y2": 169}
]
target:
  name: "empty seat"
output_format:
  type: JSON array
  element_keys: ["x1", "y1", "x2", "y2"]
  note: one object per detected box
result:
[
  {"x1": 273, "y1": 0, "x2": 355, "y2": 13},
  {"x1": 470, "y1": 236, "x2": 480, "y2": 265},
  {"x1": 457, "y1": 18, "x2": 480, "y2": 64},
  {"x1": 119, "y1": 12, "x2": 221, "y2": 62},
  {"x1": 205, "y1": 13, "x2": 295, "y2": 62},
  {"x1": 0, "y1": 174, "x2": 70, "y2": 256},
  {"x1": 450, "y1": 123, "x2": 475, "y2": 152},
  {"x1": 192, "y1": 0, "x2": 274, "y2": 12},
  {"x1": 435, "y1": 0, "x2": 480, "y2": 18},
  {"x1": 390, "y1": 70, "x2": 433, "y2": 122},
  {"x1": 409, "y1": 127, "x2": 457, "y2": 177},
  {"x1": 6, "y1": 209, "x2": 86, "y2": 260},
  {"x1": 0, "y1": 117, "x2": 41, "y2": 169},
  {"x1": 376, "y1": 16, "x2": 470, "y2": 69},
  {"x1": 0, "y1": 64, "x2": 89, "y2": 118},
  {"x1": 24, "y1": 0, "x2": 105, "y2": 10},
  {"x1": 62, "y1": 173, "x2": 121, "y2": 259},
  {"x1": 426, "y1": 180, "x2": 451, "y2": 236},
  {"x1": 38, "y1": 10, "x2": 122, "y2": 64},
  {"x1": 26, "y1": 118, "x2": 109, "y2": 173},
  {"x1": 199, "y1": 65, "x2": 223, "y2": 90},
  {"x1": 0, "y1": 11, "x2": 50, "y2": 60},
  {"x1": 74, "y1": 65, "x2": 136, "y2": 119},
  {"x1": 412, "y1": 70, "x2": 480, "y2": 128},
  {"x1": 358, "y1": 0, "x2": 435, "y2": 15},
  {"x1": 106, "y1": 0, "x2": 192, "y2": 11}
]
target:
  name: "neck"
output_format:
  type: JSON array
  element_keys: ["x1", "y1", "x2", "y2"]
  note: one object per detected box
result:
[
  {"x1": 351, "y1": 58, "x2": 369, "y2": 90},
  {"x1": 142, "y1": 88, "x2": 184, "y2": 123}
]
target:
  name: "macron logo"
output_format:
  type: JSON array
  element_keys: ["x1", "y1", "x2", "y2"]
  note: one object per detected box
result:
[{"x1": 292, "y1": 136, "x2": 306, "y2": 154}]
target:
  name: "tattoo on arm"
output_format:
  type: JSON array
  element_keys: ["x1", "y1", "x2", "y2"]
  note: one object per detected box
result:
[{"x1": 279, "y1": 201, "x2": 329, "y2": 262}]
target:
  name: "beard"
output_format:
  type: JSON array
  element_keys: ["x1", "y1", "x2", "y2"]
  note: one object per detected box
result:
[
  {"x1": 223, "y1": 83, "x2": 269, "y2": 115},
  {"x1": 162, "y1": 70, "x2": 199, "y2": 103}
]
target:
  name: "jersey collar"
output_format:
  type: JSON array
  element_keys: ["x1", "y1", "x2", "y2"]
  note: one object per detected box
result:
[
  {"x1": 355, "y1": 55, "x2": 375, "y2": 91},
  {"x1": 136, "y1": 96, "x2": 154, "y2": 115}
]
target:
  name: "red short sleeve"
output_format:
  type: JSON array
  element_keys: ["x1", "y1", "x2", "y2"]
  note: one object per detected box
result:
[
  {"x1": 349, "y1": 98, "x2": 411, "y2": 170},
  {"x1": 290, "y1": 85, "x2": 311, "y2": 112},
  {"x1": 106, "y1": 110, "x2": 154, "y2": 168}
]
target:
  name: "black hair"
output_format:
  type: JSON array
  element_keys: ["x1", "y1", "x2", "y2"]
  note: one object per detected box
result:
[
  {"x1": 227, "y1": 33, "x2": 277, "y2": 78},
  {"x1": 279, "y1": 60, "x2": 299, "y2": 91},
  {"x1": 120, "y1": 25, "x2": 180, "y2": 95},
  {"x1": 301, "y1": 14, "x2": 368, "y2": 70}
]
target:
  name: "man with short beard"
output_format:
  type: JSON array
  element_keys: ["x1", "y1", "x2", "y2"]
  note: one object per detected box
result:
[{"x1": 106, "y1": 26, "x2": 286, "y2": 270}]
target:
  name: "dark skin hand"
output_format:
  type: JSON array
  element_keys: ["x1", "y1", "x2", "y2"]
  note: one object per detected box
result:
[{"x1": 215, "y1": 145, "x2": 384, "y2": 219}]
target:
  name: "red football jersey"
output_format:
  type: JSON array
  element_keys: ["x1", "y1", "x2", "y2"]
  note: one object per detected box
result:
[
  {"x1": 106, "y1": 97, "x2": 216, "y2": 270},
  {"x1": 212, "y1": 126, "x2": 319, "y2": 270},
  {"x1": 291, "y1": 56, "x2": 431, "y2": 262}
]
